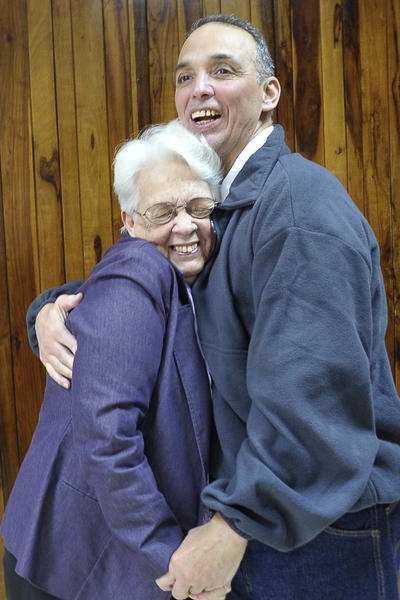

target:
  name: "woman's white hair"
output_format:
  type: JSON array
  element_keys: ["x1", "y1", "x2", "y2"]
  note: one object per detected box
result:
[{"x1": 113, "y1": 119, "x2": 222, "y2": 222}]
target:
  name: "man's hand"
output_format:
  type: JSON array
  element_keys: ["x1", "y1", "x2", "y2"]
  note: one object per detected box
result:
[
  {"x1": 155, "y1": 512, "x2": 247, "y2": 600},
  {"x1": 35, "y1": 293, "x2": 82, "y2": 389}
]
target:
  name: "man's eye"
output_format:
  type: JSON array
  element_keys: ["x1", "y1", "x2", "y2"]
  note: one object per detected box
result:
[
  {"x1": 215, "y1": 67, "x2": 233, "y2": 76},
  {"x1": 177, "y1": 73, "x2": 191, "y2": 84}
]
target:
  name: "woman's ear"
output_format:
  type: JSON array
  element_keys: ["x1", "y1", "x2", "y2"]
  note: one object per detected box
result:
[{"x1": 121, "y1": 210, "x2": 136, "y2": 236}]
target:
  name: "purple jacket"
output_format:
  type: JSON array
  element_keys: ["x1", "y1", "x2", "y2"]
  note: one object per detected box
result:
[{"x1": 1, "y1": 235, "x2": 212, "y2": 599}]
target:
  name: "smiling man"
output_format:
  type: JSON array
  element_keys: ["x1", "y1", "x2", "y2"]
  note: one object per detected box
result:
[{"x1": 22, "y1": 14, "x2": 400, "y2": 600}]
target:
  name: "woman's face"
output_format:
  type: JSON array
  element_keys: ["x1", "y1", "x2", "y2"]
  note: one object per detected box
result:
[{"x1": 122, "y1": 158, "x2": 214, "y2": 285}]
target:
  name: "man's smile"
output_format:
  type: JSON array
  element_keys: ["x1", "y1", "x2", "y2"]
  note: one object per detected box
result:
[{"x1": 191, "y1": 109, "x2": 221, "y2": 125}]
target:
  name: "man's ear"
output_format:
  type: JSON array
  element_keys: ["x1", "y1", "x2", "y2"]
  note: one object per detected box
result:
[
  {"x1": 121, "y1": 210, "x2": 136, "y2": 236},
  {"x1": 261, "y1": 76, "x2": 281, "y2": 114}
]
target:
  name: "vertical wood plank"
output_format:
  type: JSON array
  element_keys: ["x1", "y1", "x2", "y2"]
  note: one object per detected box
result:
[
  {"x1": 103, "y1": 0, "x2": 134, "y2": 240},
  {"x1": 177, "y1": 0, "x2": 203, "y2": 49},
  {"x1": 0, "y1": 0, "x2": 46, "y2": 466},
  {"x1": 358, "y1": 0, "x2": 394, "y2": 368},
  {"x1": 52, "y1": 0, "x2": 84, "y2": 282},
  {"x1": 292, "y1": 0, "x2": 324, "y2": 163},
  {"x1": 342, "y1": 0, "x2": 364, "y2": 212},
  {"x1": 250, "y1": 0, "x2": 275, "y2": 65},
  {"x1": 388, "y1": 0, "x2": 400, "y2": 385},
  {"x1": 220, "y1": 0, "x2": 250, "y2": 21},
  {"x1": 129, "y1": 0, "x2": 151, "y2": 134},
  {"x1": 147, "y1": 0, "x2": 180, "y2": 123},
  {"x1": 27, "y1": 0, "x2": 65, "y2": 290},
  {"x1": 203, "y1": 0, "x2": 221, "y2": 14},
  {"x1": 319, "y1": 0, "x2": 347, "y2": 187},
  {"x1": 273, "y1": 0, "x2": 295, "y2": 151},
  {"x1": 71, "y1": 0, "x2": 113, "y2": 276},
  {"x1": 0, "y1": 162, "x2": 20, "y2": 502}
]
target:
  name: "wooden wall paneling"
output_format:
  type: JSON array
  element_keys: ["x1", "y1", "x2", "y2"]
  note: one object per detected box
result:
[
  {"x1": 220, "y1": 0, "x2": 250, "y2": 21},
  {"x1": 177, "y1": 0, "x2": 202, "y2": 47},
  {"x1": 292, "y1": 0, "x2": 324, "y2": 164},
  {"x1": 388, "y1": 0, "x2": 400, "y2": 385},
  {"x1": 103, "y1": 0, "x2": 134, "y2": 241},
  {"x1": 342, "y1": 0, "x2": 364, "y2": 213},
  {"x1": 129, "y1": 0, "x2": 151, "y2": 134},
  {"x1": 358, "y1": 1, "x2": 395, "y2": 366},
  {"x1": 250, "y1": 0, "x2": 275, "y2": 63},
  {"x1": 27, "y1": 0, "x2": 64, "y2": 291},
  {"x1": 0, "y1": 0, "x2": 46, "y2": 466},
  {"x1": 52, "y1": 0, "x2": 84, "y2": 283},
  {"x1": 71, "y1": 0, "x2": 113, "y2": 276},
  {"x1": 203, "y1": 0, "x2": 221, "y2": 15},
  {"x1": 146, "y1": 0, "x2": 179, "y2": 123},
  {"x1": 319, "y1": 0, "x2": 347, "y2": 188},
  {"x1": 273, "y1": 0, "x2": 295, "y2": 152},
  {"x1": 0, "y1": 167, "x2": 20, "y2": 501}
]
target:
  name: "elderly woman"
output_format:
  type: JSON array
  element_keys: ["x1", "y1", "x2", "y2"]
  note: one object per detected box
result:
[{"x1": 1, "y1": 121, "x2": 222, "y2": 600}]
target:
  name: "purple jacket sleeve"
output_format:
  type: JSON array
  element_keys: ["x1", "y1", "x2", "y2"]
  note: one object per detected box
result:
[{"x1": 68, "y1": 245, "x2": 184, "y2": 572}]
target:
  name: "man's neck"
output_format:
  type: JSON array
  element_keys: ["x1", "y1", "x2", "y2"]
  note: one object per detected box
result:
[{"x1": 221, "y1": 125, "x2": 274, "y2": 201}]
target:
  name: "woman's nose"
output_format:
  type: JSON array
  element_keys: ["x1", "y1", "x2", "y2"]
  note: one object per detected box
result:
[{"x1": 171, "y1": 208, "x2": 198, "y2": 233}]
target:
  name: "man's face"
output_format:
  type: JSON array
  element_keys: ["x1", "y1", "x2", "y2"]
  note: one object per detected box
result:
[
  {"x1": 123, "y1": 158, "x2": 214, "y2": 286},
  {"x1": 175, "y1": 23, "x2": 272, "y2": 173}
]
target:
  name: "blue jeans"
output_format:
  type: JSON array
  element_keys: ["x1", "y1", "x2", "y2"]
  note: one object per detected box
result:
[{"x1": 229, "y1": 503, "x2": 400, "y2": 600}]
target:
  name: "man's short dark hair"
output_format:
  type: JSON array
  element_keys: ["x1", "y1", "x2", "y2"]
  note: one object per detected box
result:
[{"x1": 188, "y1": 14, "x2": 275, "y2": 83}]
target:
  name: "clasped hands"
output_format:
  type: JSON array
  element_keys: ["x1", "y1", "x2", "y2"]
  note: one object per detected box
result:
[{"x1": 156, "y1": 513, "x2": 247, "y2": 600}]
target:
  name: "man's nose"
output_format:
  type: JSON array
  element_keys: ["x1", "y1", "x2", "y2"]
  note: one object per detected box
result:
[{"x1": 192, "y1": 71, "x2": 214, "y2": 98}]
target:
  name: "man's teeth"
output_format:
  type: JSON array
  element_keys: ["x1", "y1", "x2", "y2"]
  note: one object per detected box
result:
[
  {"x1": 173, "y1": 243, "x2": 198, "y2": 253},
  {"x1": 191, "y1": 109, "x2": 220, "y2": 122}
]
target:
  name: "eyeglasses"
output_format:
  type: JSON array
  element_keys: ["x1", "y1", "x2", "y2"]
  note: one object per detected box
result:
[{"x1": 133, "y1": 197, "x2": 217, "y2": 225}]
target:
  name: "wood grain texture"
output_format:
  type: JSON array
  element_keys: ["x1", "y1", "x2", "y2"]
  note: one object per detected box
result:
[
  {"x1": 0, "y1": 0, "x2": 399, "y2": 512},
  {"x1": 147, "y1": 0, "x2": 179, "y2": 122},
  {"x1": 320, "y1": 0, "x2": 347, "y2": 187},
  {"x1": 273, "y1": 0, "x2": 295, "y2": 150},
  {"x1": 104, "y1": 0, "x2": 134, "y2": 240},
  {"x1": 292, "y1": 0, "x2": 324, "y2": 163},
  {"x1": 0, "y1": 0, "x2": 46, "y2": 474},
  {"x1": 342, "y1": 0, "x2": 364, "y2": 212},
  {"x1": 52, "y1": 0, "x2": 85, "y2": 281},
  {"x1": 388, "y1": 0, "x2": 400, "y2": 380},
  {"x1": 220, "y1": 0, "x2": 250, "y2": 21},
  {"x1": 70, "y1": 0, "x2": 113, "y2": 276},
  {"x1": 27, "y1": 0, "x2": 65, "y2": 290}
]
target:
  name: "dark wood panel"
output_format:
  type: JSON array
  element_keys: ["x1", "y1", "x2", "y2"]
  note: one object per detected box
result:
[
  {"x1": 342, "y1": 0, "x2": 364, "y2": 212},
  {"x1": 0, "y1": 0, "x2": 46, "y2": 471},
  {"x1": 103, "y1": 0, "x2": 135, "y2": 240},
  {"x1": 71, "y1": 0, "x2": 114, "y2": 275},
  {"x1": 292, "y1": 0, "x2": 324, "y2": 163},
  {"x1": 388, "y1": 0, "x2": 400, "y2": 386},
  {"x1": 147, "y1": 0, "x2": 179, "y2": 122},
  {"x1": 52, "y1": 0, "x2": 85, "y2": 281},
  {"x1": 27, "y1": 0, "x2": 65, "y2": 291},
  {"x1": 273, "y1": 0, "x2": 295, "y2": 150}
]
